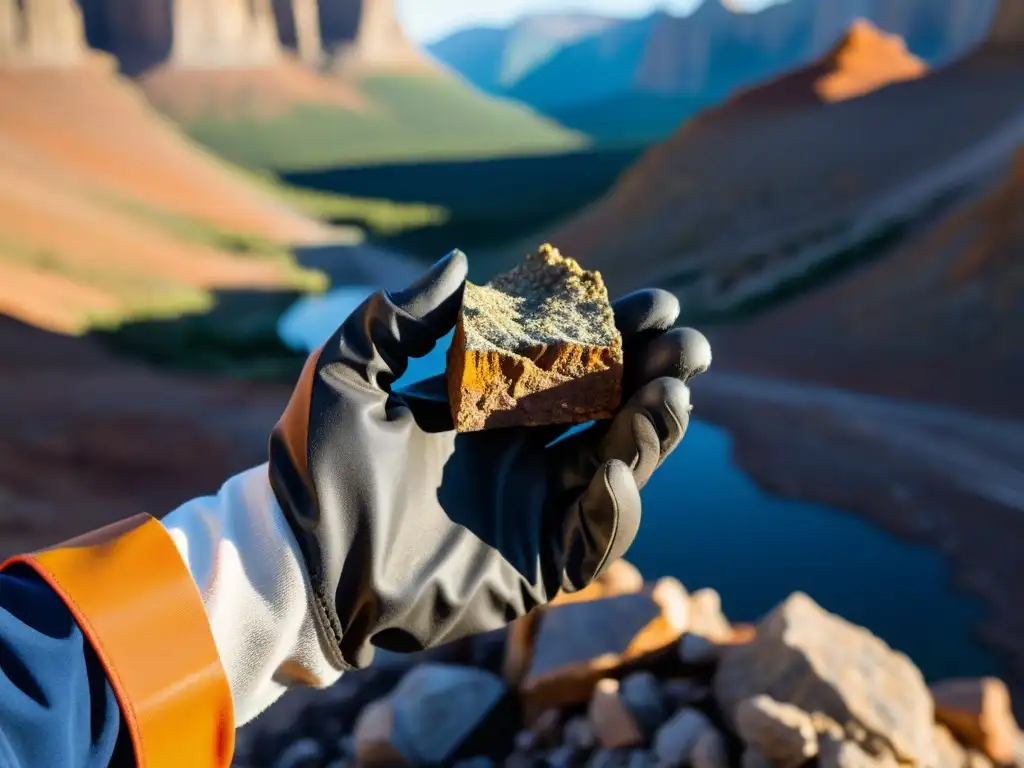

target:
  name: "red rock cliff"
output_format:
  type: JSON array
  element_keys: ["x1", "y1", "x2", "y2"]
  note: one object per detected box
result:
[
  {"x1": 272, "y1": 0, "x2": 321, "y2": 65},
  {"x1": 0, "y1": 0, "x2": 87, "y2": 66},
  {"x1": 77, "y1": 0, "x2": 284, "y2": 74},
  {"x1": 318, "y1": 0, "x2": 431, "y2": 74}
]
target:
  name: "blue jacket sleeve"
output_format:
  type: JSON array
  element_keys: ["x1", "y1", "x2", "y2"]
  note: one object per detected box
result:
[{"x1": 0, "y1": 564, "x2": 133, "y2": 767}]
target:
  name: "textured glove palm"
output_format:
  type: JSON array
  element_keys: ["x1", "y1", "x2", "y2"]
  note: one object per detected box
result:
[{"x1": 269, "y1": 250, "x2": 710, "y2": 671}]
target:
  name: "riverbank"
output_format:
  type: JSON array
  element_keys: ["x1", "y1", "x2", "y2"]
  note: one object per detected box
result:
[{"x1": 693, "y1": 372, "x2": 1024, "y2": 715}]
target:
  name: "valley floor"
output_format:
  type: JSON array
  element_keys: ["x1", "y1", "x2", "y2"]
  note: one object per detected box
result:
[{"x1": 695, "y1": 372, "x2": 1024, "y2": 711}]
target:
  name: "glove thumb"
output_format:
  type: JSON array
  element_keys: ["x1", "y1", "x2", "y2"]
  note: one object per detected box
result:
[
  {"x1": 334, "y1": 249, "x2": 468, "y2": 392},
  {"x1": 560, "y1": 458, "x2": 642, "y2": 593}
]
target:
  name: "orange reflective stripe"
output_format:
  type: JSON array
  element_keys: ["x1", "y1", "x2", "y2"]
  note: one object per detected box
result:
[{"x1": 1, "y1": 514, "x2": 234, "y2": 768}]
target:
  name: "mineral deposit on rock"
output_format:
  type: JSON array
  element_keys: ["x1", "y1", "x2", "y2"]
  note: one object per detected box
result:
[{"x1": 447, "y1": 244, "x2": 623, "y2": 433}]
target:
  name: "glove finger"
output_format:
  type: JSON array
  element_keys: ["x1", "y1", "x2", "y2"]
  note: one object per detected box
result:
[
  {"x1": 332, "y1": 249, "x2": 468, "y2": 393},
  {"x1": 530, "y1": 325, "x2": 708, "y2": 448},
  {"x1": 552, "y1": 376, "x2": 692, "y2": 493},
  {"x1": 560, "y1": 459, "x2": 641, "y2": 593},
  {"x1": 612, "y1": 288, "x2": 680, "y2": 344}
]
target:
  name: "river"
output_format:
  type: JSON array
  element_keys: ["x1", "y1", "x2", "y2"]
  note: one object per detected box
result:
[{"x1": 279, "y1": 287, "x2": 1002, "y2": 681}]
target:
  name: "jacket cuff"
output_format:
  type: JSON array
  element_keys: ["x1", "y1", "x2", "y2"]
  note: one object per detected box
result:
[
  {"x1": 1, "y1": 514, "x2": 234, "y2": 768},
  {"x1": 160, "y1": 464, "x2": 344, "y2": 726}
]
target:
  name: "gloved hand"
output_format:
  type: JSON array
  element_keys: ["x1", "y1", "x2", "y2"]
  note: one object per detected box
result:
[{"x1": 269, "y1": 249, "x2": 711, "y2": 671}]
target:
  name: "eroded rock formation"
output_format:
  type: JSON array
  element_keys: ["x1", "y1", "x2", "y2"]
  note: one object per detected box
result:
[
  {"x1": 76, "y1": 0, "x2": 284, "y2": 74},
  {"x1": 0, "y1": 0, "x2": 87, "y2": 66},
  {"x1": 318, "y1": 0, "x2": 431, "y2": 74},
  {"x1": 272, "y1": 0, "x2": 320, "y2": 65}
]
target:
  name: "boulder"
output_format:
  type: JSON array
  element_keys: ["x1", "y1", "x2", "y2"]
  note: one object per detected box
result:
[
  {"x1": 353, "y1": 699, "x2": 408, "y2": 767},
  {"x1": 619, "y1": 672, "x2": 667, "y2": 737},
  {"x1": 816, "y1": 733, "x2": 900, "y2": 768},
  {"x1": 586, "y1": 750, "x2": 631, "y2": 768},
  {"x1": 353, "y1": 664, "x2": 513, "y2": 766},
  {"x1": 931, "y1": 677, "x2": 1022, "y2": 765},
  {"x1": 691, "y1": 729, "x2": 730, "y2": 768},
  {"x1": 520, "y1": 584, "x2": 687, "y2": 711},
  {"x1": 661, "y1": 678, "x2": 710, "y2": 710},
  {"x1": 551, "y1": 559, "x2": 645, "y2": 608},
  {"x1": 546, "y1": 745, "x2": 584, "y2": 768},
  {"x1": 563, "y1": 716, "x2": 598, "y2": 751},
  {"x1": 588, "y1": 679, "x2": 645, "y2": 750},
  {"x1": 687, "y1": 588, "x2": 733, "y2": 643},
  {"x1": 652, "y1": 709, "x2": 714, "y2": 767},
  {"x1": 933, "y1": 724, "x2": 969, "y2": 768},
  {"x1": 734, "y1": 694, "x2": 818, "y2": 767},
  {"x1": 272, "y1": 737, "x2": 322, "y2": 768},
  {"x1": 715, "y1": 592, "x2": 936, "y2": 766}
]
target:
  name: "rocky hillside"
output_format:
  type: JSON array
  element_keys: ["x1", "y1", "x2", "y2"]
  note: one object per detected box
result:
[
  {"x1": 550, "y1": 11, "x2": 1024, "y2": 312},
  {"x1": 234, "y1": 559, "x2": 1024, "y2": 767},
  {"x1": 0, "y1": 0, "x2": 88, "y2": 66},
  {"x1": 710, "y1": 20, "x2": 927, "y2": 114},
  {"x1": 0, "y1": 12, "x2": 331, "y2": 334},
  {"x1": 705, "y1": 143, "x2": 1024, "y2": 421}
]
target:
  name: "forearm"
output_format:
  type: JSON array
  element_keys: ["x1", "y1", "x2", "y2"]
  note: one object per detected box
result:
[
  {"x1": 0, "y1": 566, "x2": 128, "y2": 767},
  {"x1": 0, "y1": 464, "x2": 337, "y2": 768},
  {"x1": 160, "y1": 463, "x2": 343, "y2": 725}
]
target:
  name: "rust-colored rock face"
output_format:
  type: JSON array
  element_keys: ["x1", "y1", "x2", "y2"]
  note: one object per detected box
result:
[
  {"x1": 446, "y1": 244, "x2": 623, "y2": 433},
  {"x1": 695, "y1": 19, "x2": 928, "y2": 118},
  {"x1": 0, "y1": 0, "x2": 87, "y2": 66}
]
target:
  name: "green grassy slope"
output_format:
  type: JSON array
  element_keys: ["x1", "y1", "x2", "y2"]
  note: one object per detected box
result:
[{"x1": 181, "y1": 74, "x2": 587, "y2": 172}]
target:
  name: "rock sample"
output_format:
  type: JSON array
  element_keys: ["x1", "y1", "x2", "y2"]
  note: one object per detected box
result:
[
  {"x1": 714, "y1": 592, "x2": 936, "y2": 766},
  {"x1": 0, "y1": 0, "x2": 88, "y2": 66},
  {"x1": 930, "y1": 677, "x2": 1022, "y2": 765},
  {"x1": 447, "y1": 244, "x2": 623, "y2": 433}
]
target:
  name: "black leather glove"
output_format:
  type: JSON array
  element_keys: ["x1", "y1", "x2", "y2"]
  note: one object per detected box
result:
[{"x1": 269, "y1": 249, "x2": 711, "y2": 671}]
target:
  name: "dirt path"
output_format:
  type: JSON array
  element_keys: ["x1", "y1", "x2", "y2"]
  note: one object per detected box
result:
[{"x1": 694, "y1": 372, "x2": 1024, "y2": 704}]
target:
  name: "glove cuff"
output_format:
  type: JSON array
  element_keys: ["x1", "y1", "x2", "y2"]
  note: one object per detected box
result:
[{"x1": 161, "y1": 464, "x2": 344, "y2": 726}]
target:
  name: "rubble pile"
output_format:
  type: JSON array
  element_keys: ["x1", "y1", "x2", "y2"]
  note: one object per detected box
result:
[{"x1": 235, "y1": 561, "x2": 1024, "y2": 768}]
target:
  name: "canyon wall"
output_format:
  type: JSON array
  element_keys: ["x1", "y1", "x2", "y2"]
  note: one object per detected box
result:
[{"x1": 0, "y1": 0, "x2": 88, "y2": 66}]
